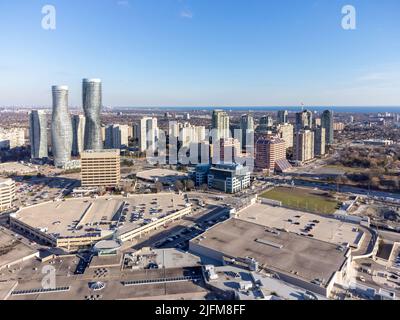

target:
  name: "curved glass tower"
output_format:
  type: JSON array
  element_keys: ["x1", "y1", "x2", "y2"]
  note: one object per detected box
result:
[
  {"x1": 82, "y1": 78, "x2": 103, "y2": 150},
  {"x1": 51, "y1": 85, "x2": 73, "y2": 167}
]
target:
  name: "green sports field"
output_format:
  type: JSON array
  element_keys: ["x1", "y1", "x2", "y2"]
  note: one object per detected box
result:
[{"x1": 260, "y1": 187, "x2": 340, "y2": 214}]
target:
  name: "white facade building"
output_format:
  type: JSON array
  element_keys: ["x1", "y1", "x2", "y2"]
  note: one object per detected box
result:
[
  {"x1": 0, "y1": 128, "x2": 25, "y2": 150},
  {"x1": 139, "y1": 117, "x2": 158, "y2": 153},
  {"x1": 0, "y1": 178, "x2": 15, "y2": 212}
]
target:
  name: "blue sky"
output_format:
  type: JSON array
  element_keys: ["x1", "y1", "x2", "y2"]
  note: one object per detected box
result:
[{"x1": 0, "y1": 0, "x2": 399, "y2": 107}]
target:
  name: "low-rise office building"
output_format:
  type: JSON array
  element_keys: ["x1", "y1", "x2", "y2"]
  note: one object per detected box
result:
[
  {"x1": 81, "y1": 149, "x2": 121, "y2": 188},
  {"x1": 207, "y1": 163, "x2": 251, "y2": 194},
  {"x1": 194, "y1": 164, "x2": 211, "y2": 186}
]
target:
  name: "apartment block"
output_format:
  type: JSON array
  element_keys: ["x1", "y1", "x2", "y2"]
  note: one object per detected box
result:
[
  {"x1": 294, "y1": 130, "x2": 315, "y2": 164},
  {"x1": 0, "y1": 178, "x2": 15, "y2": 212},
  {"x1": 255, "y1": 136, "x2": 287, "y2": 171}
]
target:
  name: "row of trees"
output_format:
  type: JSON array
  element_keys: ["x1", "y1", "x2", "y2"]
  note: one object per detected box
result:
[
  {"x1": 336, "y1": 173, "x2": 400, "y2": 191},
  {"x1": 331, "y1": 145, "x2": 400, "y2": 172},
  {"x1": 174, "y1": 179, "x2": 195, "y2": 192}
]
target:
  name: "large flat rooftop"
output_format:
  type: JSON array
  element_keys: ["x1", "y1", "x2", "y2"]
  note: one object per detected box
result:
[
  {"x1": 191, "y1": 218, "x2": 349, "y2": 284},
  {"x1": 8, "y1": 267, "x2": 206, "y2": 300},
  {"x1": 136, "y1": 169, "x2": 187, "y2": 184},
  {"x1": 12, "y1": 193, "x2": 187, "y2": 240},
  {"x1": 236, "y1": 203, "x2": 364, "y2": 248}
]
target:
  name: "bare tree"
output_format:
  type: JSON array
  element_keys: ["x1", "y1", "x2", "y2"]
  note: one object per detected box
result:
[
  {"x1": 154, "y1": 181, "x2": 163, "y2": 193},
  {"x1": 175, "y1": 180, "x2": 184, "y2": 192},
  {"x1": 185, "y1": 179, "x2": 195, "y2": 191}
]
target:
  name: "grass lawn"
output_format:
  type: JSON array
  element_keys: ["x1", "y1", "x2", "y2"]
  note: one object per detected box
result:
[{"x1": 260, "y1": 187, "x2": 340, "y2": 214}]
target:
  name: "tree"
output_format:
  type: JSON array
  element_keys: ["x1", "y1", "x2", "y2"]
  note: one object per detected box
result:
[
  {"x1": 370, "y1": 176, "x2": 380, "y2": 188},
  {"x1": 154, "y1": 181, "x2": 163, "y2": 193},
  {"x1": 122, "y1": 182, "x2": 135, "y2": 194},
  {"x1": 175, "y1": 180, "x2": 184, "y2": 192},
  {"x1": 185, "y1": 179, "x2": 195, "y2": 191},
  {"x1": 98, "y1": 186, "x2": 106, "y2": 196}
]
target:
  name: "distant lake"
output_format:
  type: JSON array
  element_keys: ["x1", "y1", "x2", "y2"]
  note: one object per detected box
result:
[{"x1": 115, "y1": 106, "x2": 400, "y2": 113}]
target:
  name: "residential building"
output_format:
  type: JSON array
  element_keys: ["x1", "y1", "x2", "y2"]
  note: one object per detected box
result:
[
  {"x1": 29, "y1": 110, "x2": 48, "y2": 159},
  {"x1": 321, "y1": 110, "x2": 334, "y2": 145},
  {"x1": 82, "y1": 78, "x2": 103, "y2": 151},
  {"x1": 0, "y1": 128, "x2": 25, "y2": 150},
  {"x1": 105, "y1": 124, "x2": 130, "y2": 149},
  {"x1": 51, "y1": 85, "x2": 73, "y2": 168},
  {"x1": 259, "y1": 115, "x2": 273, "y2": 129},
  {"x1": 211, "y1": 110, "x2": 230, "y2": 142},
  {"x1": 275, "y1": 123, "x2": 294, "y2": 149},
  {"x1": 314, "y1": 127, "x2": 326, "y2": 157},
  {"x1": 179, "y1": 123, "x2": 206, "y2": 148},
  {"x1": 294, "y1": 130, "x2": 314, "y2": 163},
  {"x1": 277, "y1": 110, "x2": 288, "y2": 124},
  {"x1": 255, "y1": 136, "x2": 288, "y2": 172},
  {"x1": 138, "y1": 117, "x2": 158, "y2": 153},
  {"x1": 240, "y1": 114, "x2": 254, "y2": 151},
  {"x1": 0, "y1": 178, "x2": 15, "y2": 212},
  {"x1": 295, "y1": 110, "x2": 313, "y2": 131},
  {"x1": 216, "y1": 138, "x2": 241, "y2": 164},
  {"x1": 72, "y1": 115, "x2": 86, "y2": 156},
  {"x1": 333, "y1": 122, "x2": 345, "y2": 132}
]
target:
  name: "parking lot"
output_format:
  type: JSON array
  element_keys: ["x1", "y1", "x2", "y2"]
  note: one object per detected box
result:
[
  {"x1": 129, "y1": 203, "x2": 231, "y2": 252},
  {"x1": 11, "y1": 175, "x2": 78, "y2": 208}
]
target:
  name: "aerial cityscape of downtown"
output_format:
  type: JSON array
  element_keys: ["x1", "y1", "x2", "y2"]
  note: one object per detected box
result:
[{"x1": 1, "y1": 0, "x2": 400, "y2": 308}]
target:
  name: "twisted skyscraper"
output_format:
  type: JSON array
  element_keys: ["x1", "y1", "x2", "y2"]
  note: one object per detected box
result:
[
  {"x1": 82, "y1": 78, "x2": 103, "y2": 150},
  {"x1": 51, "y1": 86, "x2": 73, "y2": 167}
]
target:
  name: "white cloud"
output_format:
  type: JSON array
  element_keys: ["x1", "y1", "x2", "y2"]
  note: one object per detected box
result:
[
  {"x1": 356, "y1": 72, "x2": 395, "y2": 82},
  {"x1": 117, "y1": 1, "x2": 130, "y2": 7},
  {"x1": 180, "y1": 9, "x2": 193, "y2": 19}
]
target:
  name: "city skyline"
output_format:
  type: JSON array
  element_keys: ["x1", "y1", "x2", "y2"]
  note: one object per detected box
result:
[
  {"x1": 2, "y1": 0, "x2": 400, "y2": 305},
  {"x1": 0, "y1": 0, "x2": 400, "y2": 107}
]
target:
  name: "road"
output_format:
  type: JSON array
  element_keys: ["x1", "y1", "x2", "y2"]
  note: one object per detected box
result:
[
  {"x1": 267, "y1": 177, "x2": 400, "y2": 201},
  {"x1": 130, "y1": 204, "x2": 230, "y2": 251}
]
